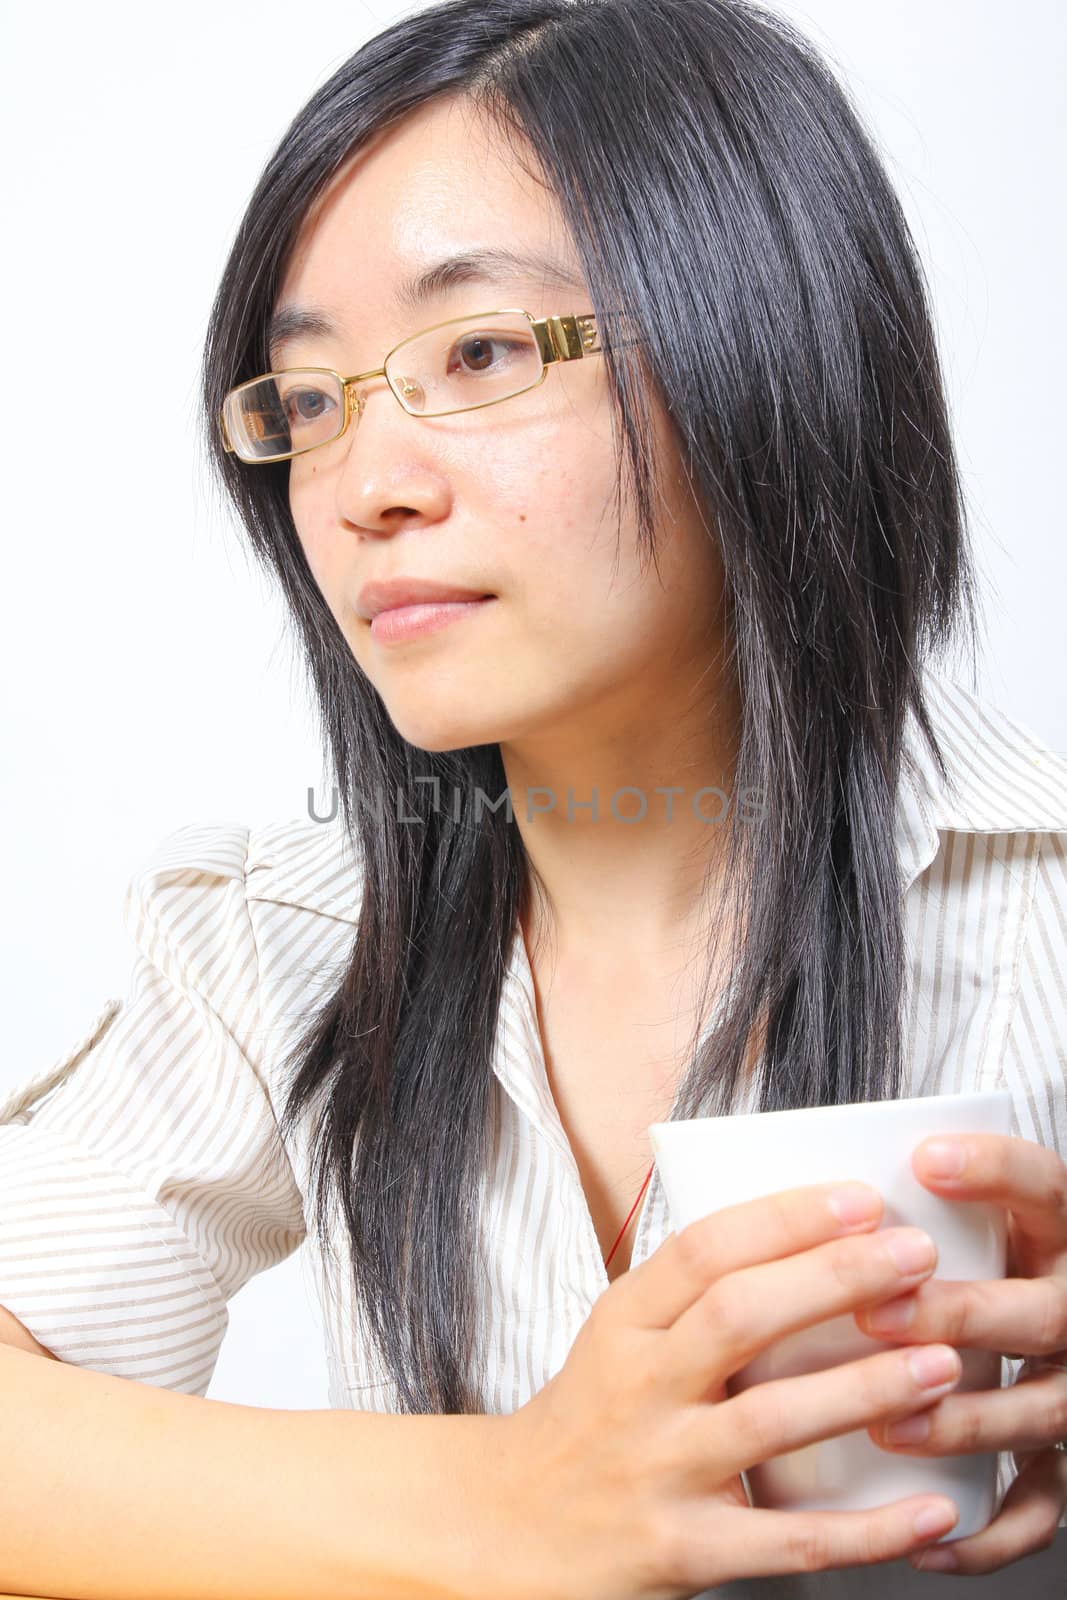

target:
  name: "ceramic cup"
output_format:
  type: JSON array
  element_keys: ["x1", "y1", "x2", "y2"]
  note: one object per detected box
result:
[{"x1": 648, "y1": 1091, "x2": 1014, "y2": 1541}]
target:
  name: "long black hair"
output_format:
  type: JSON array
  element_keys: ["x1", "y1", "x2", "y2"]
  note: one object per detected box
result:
[{"x1": 199, "y1": 0, "x2": 981, "y2": 1415}]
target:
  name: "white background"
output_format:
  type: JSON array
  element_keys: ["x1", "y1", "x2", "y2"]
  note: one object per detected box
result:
[{"x1": 2, "y1": 0, "x2": 1064, "y2": 1415}]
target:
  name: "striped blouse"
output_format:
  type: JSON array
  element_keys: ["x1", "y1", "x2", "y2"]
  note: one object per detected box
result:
[{"x1": 1, "y1": 667, "x2": 1066, "y2": 1583}]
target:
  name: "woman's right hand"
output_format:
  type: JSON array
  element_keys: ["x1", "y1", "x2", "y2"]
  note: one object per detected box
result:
[{"x1": 497, "y1": 1180, "x2": 965, "y2": 1600}]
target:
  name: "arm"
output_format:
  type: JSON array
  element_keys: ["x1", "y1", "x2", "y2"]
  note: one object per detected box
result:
[
  {"x1": 0, "y1": 1303, "x2": 58, "y2": 1360},
  {"x1": 0, "y1": 1343, "x2": 510, "y2": 1600},
  {"x1": 0, "y1": 825, "x2": 309, "y2": 1393}
]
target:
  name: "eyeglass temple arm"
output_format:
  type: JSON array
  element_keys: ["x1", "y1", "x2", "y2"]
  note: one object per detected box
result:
[{"x1": 531, "y1": 313, "x2": 601, "y2": 364}]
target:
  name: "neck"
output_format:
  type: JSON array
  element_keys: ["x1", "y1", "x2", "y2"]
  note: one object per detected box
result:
[{"x1": 500, "y1": 664, "x2": 743, "y2": 975}]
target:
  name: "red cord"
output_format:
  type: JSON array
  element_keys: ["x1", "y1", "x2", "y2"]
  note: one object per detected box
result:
[{"x1": 604, "y1": 1160, "x2": 655, "y2": 1269}]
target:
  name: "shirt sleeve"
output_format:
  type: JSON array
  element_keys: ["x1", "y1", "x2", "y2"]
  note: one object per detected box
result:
[
  {"x1": 997, "y1": 827, "x2": 1067, "y2": 1525},
  {"x1": 0, "y1": 822, "x2": 307, "y2": 1395}
]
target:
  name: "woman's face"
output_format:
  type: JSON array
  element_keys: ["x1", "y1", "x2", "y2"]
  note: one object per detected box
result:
[{"x1": 274, "y1": 95, "x2": 728, "y2": 756}]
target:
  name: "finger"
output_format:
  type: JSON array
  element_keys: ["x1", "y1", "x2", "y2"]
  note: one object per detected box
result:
[
  {"x1": 912, "y1": 1134, "x2": 1067, "y2": 1255},
  {"x1": 855, "y1": 1272, "x2": 1067, "y2": 1355},
  {"x1": 662, "y1": 1225, "x2": 940, "y2": 1401},
  {"x1": 613, "y1": 1180, "x2": 884, "y2": 1330},
  {"x1": 674, "y1": 1493, "x2": 961, "y2": 1586},
  {"x1": 686, "y1": 1342, "x2": 963, "y2": 1482},
  {"x1": 869, "y1": 1364, "x2": 1067, "y2": 1457},
  {"x1": 910, "y1": 1449, "x2": 1067, "y2": 1576}
]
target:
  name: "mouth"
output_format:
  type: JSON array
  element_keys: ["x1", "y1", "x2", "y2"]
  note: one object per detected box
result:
[
  {"x1": 368, "y1": 595, "x2": 496, "y2": 644},
  {"x1": 373, "y1": 593, "x2": 494, "y2": 617},
  {"x1": 356, "y1": 577, "x2": 496, "y2": 621}
]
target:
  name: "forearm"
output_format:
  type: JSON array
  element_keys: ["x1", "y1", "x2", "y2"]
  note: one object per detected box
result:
[
  {"x1": 0, "y1": 1344, "x2": 511, "y2": 1600},
  {"x1": 0, "y1": 1303, "x2": 60, "y2": 1359}
]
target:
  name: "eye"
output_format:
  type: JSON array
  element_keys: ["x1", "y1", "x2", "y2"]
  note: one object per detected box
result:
[
  {"x1": 446, "y1": 335, "x2": 525, "y2": 376},
  {"x1": 282, "y1": 385, "x2": 337, "y2": 425}
]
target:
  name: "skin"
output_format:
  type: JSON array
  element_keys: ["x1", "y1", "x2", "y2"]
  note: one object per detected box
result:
[
  {"x1": 275, "y1": 94, "x2": 739, "y2": 987},
  {"x1": 268, "y1": 93, "x2": 1067, "y2": 1572}
]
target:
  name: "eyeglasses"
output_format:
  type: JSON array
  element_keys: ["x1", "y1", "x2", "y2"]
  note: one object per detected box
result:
[{"x1": 219, "y1": 306, "x2": 603, "y2": 465}]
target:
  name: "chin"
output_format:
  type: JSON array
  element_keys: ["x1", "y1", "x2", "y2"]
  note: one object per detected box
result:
[{"x1": 389, "y1": 710, "x2": 499, "y2": 755}]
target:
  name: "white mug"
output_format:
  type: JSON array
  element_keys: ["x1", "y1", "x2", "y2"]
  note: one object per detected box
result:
[{"x1": 648, "y1": 1091, "x2": 1014, "y2": 1542}]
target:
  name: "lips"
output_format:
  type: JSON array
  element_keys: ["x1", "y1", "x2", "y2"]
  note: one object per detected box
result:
[{"x1": 357, "y1": 577, "x2": 494, "y2": 620}]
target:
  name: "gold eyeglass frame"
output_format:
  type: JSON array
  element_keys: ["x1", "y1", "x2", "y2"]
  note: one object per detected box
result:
[{"x1": 219, "y1": 306, "x2": 603, "y2": 464}]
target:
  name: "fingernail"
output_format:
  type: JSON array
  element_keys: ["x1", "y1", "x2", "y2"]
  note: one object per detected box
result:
[
  {"x1": 886, "y1": 1412, "x2": 931, "y2": 1444},
  {"x1": 912, "y1": 1500, "x2": 959, "y2": 1540},
  {"x1": 908, "y1": 1346, "x2": 960, "y2": 1388},
  {"x1": 914, "y1": 1545, "x2": 959, "y2": 1571},
  {"x1": 921, "y1": 1139, "x2": 966, "y2": 1178},
  {"x1": 885, "y1": 1229, "x2": 936, "y2": 1274},
  {"x1": 828, "y1": 1184, "x2": 880, "y2": 1227},
  {"x1": 865, "y1": 1294, "x2": 916, "y2": 1333}
]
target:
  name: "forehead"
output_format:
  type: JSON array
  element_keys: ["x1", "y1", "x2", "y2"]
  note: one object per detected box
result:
[{"x1": 276, "y1": 97, "x2": 579, "y2": 321}]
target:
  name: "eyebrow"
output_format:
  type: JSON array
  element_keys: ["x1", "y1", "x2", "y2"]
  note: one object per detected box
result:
[{"x1": 266, "y1": 246, "x2": 588, "y2": 365}]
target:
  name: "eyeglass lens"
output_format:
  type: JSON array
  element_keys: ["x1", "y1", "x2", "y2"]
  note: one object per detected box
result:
[{"x1": 225, "y1": 312, "x2": 546, "y2": 462}]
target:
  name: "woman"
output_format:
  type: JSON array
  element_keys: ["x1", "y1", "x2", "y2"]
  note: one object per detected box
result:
[{"x1": 0, "y1": 0, "x2": 1064, "y2": 1594}]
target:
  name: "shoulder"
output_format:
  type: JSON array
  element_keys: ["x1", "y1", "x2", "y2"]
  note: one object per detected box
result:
[
  {"x1": 895, "y1": 670, "x2": 1067, "y2": 908},
  {"x1": 918, "y1": 670, "x2": 1067, "y2": 837},
  {"x1": 122, "y1": 820, "x2": 253, "y2": 962},
  {"x1": 898, "y1": 679, "x2": 1067, "y2": 1159},
  {"x1": 897, "y1": 671, "x2": 1067, "y2": 1029},
  {"x1": 126, "y1": 816, "x2": 364, "y2": 925},
  {"x1": 909, "y1": 671, "x2": 1067, "y2": 946},
  {"x1": 910, "y1": 670, "x2": 1067, "y2": 1027},
  {"x1": 122, "y1": 817, "x2": 363, "y2": 1011},
  {"x1": 113, "y1": 818, "x2": 365, "y2": 1088},
  {"x1": 244, "y1": 816, "x2": 363, "y2": 925}
]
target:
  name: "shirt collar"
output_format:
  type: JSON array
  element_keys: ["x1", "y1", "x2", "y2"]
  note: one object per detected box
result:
[
  {"x1": 895, "y1": 693, "x2": 949, "y2": 897},
  {"x1": 897, "y1": 667, "x2": 1067, "y2": 894}
]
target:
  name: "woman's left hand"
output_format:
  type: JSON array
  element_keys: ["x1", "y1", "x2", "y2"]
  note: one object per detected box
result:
[{"x1": 851, "y1": 1132, "x2": 1067, "y2": 1574}]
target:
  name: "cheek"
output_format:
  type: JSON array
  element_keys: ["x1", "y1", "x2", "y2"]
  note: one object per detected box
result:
[
  {"x1": 488, "y1": 445, "x2": 622, "y2": 603},
  {"x1": 289, "y1": 492, "x2": 344, "y2": 609}
]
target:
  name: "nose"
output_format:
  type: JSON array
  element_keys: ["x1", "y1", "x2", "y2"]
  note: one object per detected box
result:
[{"x1": 334, "y1": 378, "x2": 451, "y2": 537}]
